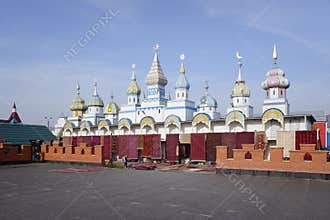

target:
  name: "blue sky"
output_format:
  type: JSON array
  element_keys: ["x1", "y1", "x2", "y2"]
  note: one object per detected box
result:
[{"x1": 0, "y1": 0, "x2": 329, "y2": 125}]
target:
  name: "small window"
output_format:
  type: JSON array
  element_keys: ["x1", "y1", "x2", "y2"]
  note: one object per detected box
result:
[
  {"x1": 129, "y1": 98, "x2": 131, "y2": 102},
  {"x1": 177, "y1": 93, "x2": 179, "y2": 98},
  {"x1": 245, "y1": 98, "x2": 247, "y2": 103},
  {"x1": 158, "y1": 109, "x2": 161, "y2": 114},
  {"x1": 273, "y1": 90, "x2": 275, "y2": 95},
  {"x1": 138, "y1": 111, "x2": 140, "y2": 115},
  {"x1": 137, "y1": 98, "x2": 140, "y2": 103},
  {"x1": 237, "y1": 99, "x2": 239, "y2": 103},
  {"x1": 96, "y1": 107, "x2": 99, "y2": 112},
  {"x1": 182, "y1": 92, "x2": 184, "y2": 97},
  {"x1": 280, "y1": 90, "x2": 283, "y2": 95},
  {"x1": 266, "y1": 91, "x2": 269, "y2": 97}
]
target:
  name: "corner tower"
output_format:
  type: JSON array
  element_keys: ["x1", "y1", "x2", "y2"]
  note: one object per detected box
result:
[
  {"x1": 227, "y1": 52, "x2": 253, "y2": 117},
  {"x1": 261, "y1": 45, "x2": 290, "y2": 115}
]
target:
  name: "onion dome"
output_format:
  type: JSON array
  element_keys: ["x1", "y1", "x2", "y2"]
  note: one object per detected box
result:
[
  {"x1": 231, "y1": 82, "x2": 250, "y2": 97},
  {"x1": 231, "y1": 52, "x2": 250, "y2": 98},
  {"x1": 175, "y1": 54, "x2": 190, "y2": 89},
  {"x1": 199, "y1": 81, "x2": 217, "y2": 108},
  {"x1": 127, "y1": 64, "x2": 141, "y2": 94},
  {"x1": 104, "y1": 93, "x2": 120, "y2": 114},
  {"x1": 261, "y1": 45, "x2": 290, "y2": 90},
  {"x1": 88, "y1": 81, "x2": 104, "y2": 107},
  {"x1": 70, "y1": 82, "x2": 87, "y2": 111},
  {"x1": 145, "y1": 44, "x2": 168, "y2": 86}
]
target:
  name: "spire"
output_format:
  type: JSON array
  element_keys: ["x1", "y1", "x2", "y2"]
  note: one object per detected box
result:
[
  {"x1": 76, "y1": 81, "x2": 80, "y2": 96},
  {"x1": 179, "y1": 54, "x2": 185, "y2": 74},
  {"x1": 204, "y1": 81, "x2": 209, "y2": 96},
  {"x1": 153, "y1": 43, "x2": 160, "y2": 62},
  {"x1": 110, "y1": 91, "x2": 114, "y2": 101},
  {"x1": 131, "y1": 64, "x2": 136, "y2": 80},
  {"x1": 273, "y1": 44, "x2": 277, "y2": 66},
  {"x1": 12, "y1": 102, "x2": 16, "y2": 113},
  {"x1": 93, "y1": 81, "x2": 98, "y2": 97},
  {"x1": 145, "y1": 43, "x2": 168, "y2": 87},
  {"x1": 236, "y1": 51, "x2": 243, "y2": 82}
]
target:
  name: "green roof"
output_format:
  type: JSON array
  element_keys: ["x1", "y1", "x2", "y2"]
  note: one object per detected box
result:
[{"x1": 0, "y1": 123, "x2": 56, "y2": 145}]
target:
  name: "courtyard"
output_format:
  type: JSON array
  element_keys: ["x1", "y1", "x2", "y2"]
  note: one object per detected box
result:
[{"x1": 0, "y1": 163, "x2": 329, "y2": 220}]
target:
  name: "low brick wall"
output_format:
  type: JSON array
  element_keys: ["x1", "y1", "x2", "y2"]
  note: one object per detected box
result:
[
  {"x1": 41, "y1": 142, "x2": 104, "y2": 165},
  {"x1": 216, "y1": 144, "x2": 330, "y2": 174},
  {"x1": 0, "y1": 143, "x2": 31, "y2": 163}
]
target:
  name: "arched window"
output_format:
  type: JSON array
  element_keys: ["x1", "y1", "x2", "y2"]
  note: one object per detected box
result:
[
  {"x1": 182, "y1": 92, "x2": 184, "y2": 97},
  {"x1": 304, "y1": 152, "x2": 312, "y2": 161},
  {"x1": 158, "y1": 109, "x2": 161, "y2": 114},
  {"x1": 245, "y1": 151, "x2": 252, "y2": 159}
]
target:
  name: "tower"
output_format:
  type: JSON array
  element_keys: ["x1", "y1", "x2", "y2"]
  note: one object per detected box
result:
[
  {"x1": 175, "y1": 54, "x2": 190, "y2": 100},
  {"x1": 127, "y1": 64, "x2": 141, "y2": 106},
  {"x1": 165, "y1": 54, "x2": 196, "y2": 121},
  {"x1": 195, "y1": 81, "x2": 220, "y2": 119},
  {"x1": 144, "y1": 43, "x2": 168, "y2": 105},
  {"x1": 84, "y1": 81, "x2": 105, "y2": 125},
  {"x1": 104, "y1": 93, "x2": 120, "y2": 124},
  {"x1": 69, "y1": 82, "x2": 87, "y2": 117},
  {"x1": 227, "y1": 52, "x2": 253, "y2": 117},
  {"x1": 261, "y1": 45, "x2": 290, "y2": 115}
]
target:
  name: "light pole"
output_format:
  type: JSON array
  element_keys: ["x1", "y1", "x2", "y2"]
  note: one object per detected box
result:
[{"x1": 44, "y1": 116, "x2": 52, "y2": 129}]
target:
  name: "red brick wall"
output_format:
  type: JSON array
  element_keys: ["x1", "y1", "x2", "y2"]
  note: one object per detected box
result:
[
  {"x1": 41, "y1": 142, "x2": 104, "y2": 165},
  {"x1": 216, "y1": 144, "x2": 330, "y2": 174},
  {"x1": 0, "y1": 143, "x2": 31, "y2": 163}
]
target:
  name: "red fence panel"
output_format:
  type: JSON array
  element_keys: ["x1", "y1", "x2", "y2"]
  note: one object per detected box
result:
[
  {"x1": 152, "y1": 135, "x2": 161, "y2": 159},
  {"x1": 206, "y1": 133, "x2": 221, "y2": 161},
  {"x1": 220, "y1": 133, "x2": 236, "y2": 158},
  {"x1": 191, "y1": 133, "x2": 206, "y2": 161},
  {"x1": 104, "y1": 135, "x2": 111, "y2": 160},
  {"x1": 166, "y1": 134, "x2": 179, "y2": 162},
  {"x1": 72, "y1": 136, "x2": 78, "y2": 147},
  {"x1": 127, "y1": 135, "x2": 138, "y2": 159},
  {"x1": 118, "y1": 135, "x2": 128, "y2": 158},
  {"x1": 143, "y1": 135, "x2": 153, "y2": 158},
  {"x1": 236, "y1": 132, "x2": 255, "y2": 149},
  {"x1": 295, "y1": 131, "x2": 317, "y2": 150}
]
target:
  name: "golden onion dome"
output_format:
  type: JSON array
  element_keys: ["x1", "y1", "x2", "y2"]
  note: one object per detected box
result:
[
  {"x1": 127, "y1": 69, "x2": 141, "y2": 94},
  {"x1": 231, "y1": 81, "x2": 250, "y2": 98},
  {"x1": 104, "y1": 94, "x2": 120, "y2": 114},
  {"x1": 70, "y1": 96, "x2": 87, "y2": 111}
]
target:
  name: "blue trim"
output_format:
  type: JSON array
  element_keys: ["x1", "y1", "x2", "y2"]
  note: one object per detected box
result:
[
  {"x1": 142, "y1": 97, "x2": 168, "y2": 103},
  {"x1": 168, "y1": 99, "x2": 195, "y2": 104},
  {"x1": 166, "y1": 106, "x2": 197, "y2": 111},
  {"x1": 137, "y1": 106, "x2": 166, "y2": 111}
]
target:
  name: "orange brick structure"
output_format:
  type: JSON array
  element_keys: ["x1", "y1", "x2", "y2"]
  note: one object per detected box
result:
[
  {"x1": 216, "y1": 144, "x2": 330, "y2": 175},
  {"x1": 0, "y1": 143, "x2": 31, "y2": 163},
  {"x1": 41, "y1": 142, "x2": 104, "y2": 165}
]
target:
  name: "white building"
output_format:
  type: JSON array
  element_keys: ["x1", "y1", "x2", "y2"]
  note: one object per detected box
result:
[{"x1": 57, "y1": 44, "x2": 315, "y2": 145}]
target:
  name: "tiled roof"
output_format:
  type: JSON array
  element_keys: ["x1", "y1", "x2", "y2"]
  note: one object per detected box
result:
[{"x1": 0, "y1": 123, "x2": 56, "y2": 145}]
